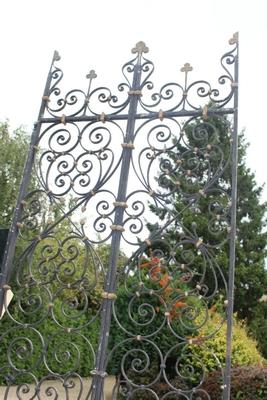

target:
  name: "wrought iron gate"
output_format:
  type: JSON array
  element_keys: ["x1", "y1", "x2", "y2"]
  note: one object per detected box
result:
[{"x1": 0, "y1": 34, "x2": 238, "y2": 399}]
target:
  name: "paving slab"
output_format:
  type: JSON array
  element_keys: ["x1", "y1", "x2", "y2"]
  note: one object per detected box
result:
[{"x1": 0, "y1": 377, "x2": 116, "y2": 399}]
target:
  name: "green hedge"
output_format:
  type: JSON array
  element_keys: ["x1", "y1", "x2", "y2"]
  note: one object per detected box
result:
[
  {"x1": 0, "y1": 300, "x2": 100, "y2": 385},
  {"x1": 107, "y1": 280, "x2": 193, "y2": 376},
  {"x1": 190, "y1": 312, "x2": 264, "y2": 370},
  {"x1": 203, "y1": 366, "x2": 267, "y2": 399},
  {"x1": 249, "y1": 301, "x2": 267, "y2": 359},
  {"x1": 107, "y1": 303, "x2": 265, "y2": 399}
]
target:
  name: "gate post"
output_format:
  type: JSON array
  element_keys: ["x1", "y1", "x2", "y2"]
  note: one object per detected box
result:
[
  {"x1": 224, "y1": 32, "x2": 239, "y2": 400},
  {"x1": 90, "y1": 43, "x2": 146, "y2": 400},
  {"x1": 0, "y1": 51, "x2": 60, "y2": 317}
]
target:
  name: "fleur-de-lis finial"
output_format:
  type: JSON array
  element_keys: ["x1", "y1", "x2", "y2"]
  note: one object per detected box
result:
[
  {"x1": 180, "y1": 63, "x2": 193, "y2": 73},
  {"x1": 86, "y1": 70, "x2": 97, "y2": 80},
  {"x1": 229, "y1": 32, "x2": 239, "y2": 45},
  {"x1": 132, "y1": 41, "x2": 149, "y2": 55},
  {"x1": 181, "y1": 63, "x2": 193, "y2": 91},
  {"x1": 85, "y1": 70, "x2": 97, "y2": 106},
  {"x1": 53, "y1": 50, "x2": 61, "y2": 63}
]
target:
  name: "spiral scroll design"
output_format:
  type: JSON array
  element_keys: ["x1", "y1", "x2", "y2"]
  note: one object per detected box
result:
[
  {"x1": 39, "y1": 35, "x2": 238, "y2": 120},
  {"x1": 37, "y1": 121, "x2": 123, "y2": 199},
  {"x1": 0, "y1": 37, "x2": 237, "y2": 399},
  {"x1": 111, "y1": 109, "x2": 230, "y2": 395}
]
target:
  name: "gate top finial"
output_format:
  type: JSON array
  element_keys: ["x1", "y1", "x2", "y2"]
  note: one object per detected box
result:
[
  {"x1": 180, "y1": 63, "x2": 193, "y2": 73},
  {"x1": 53, "y1": 50, "x2": 61, "y2": 63},
  {"x1": 86, "y1": 70, "x2": 97, "y2": 80},
  {"x1": 132, "y1": 41, "x2": 149, "y2": 55},
  {"x1": 229, "y1": 32, "x2": 239, "y2": 45}
]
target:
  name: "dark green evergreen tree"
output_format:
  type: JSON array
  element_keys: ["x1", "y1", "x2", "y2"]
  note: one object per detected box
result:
[
  {"x1": 249, "y1": 300, "x2": 267, "y2": 358},
  {"x1": 149, "y1": 114, "x2": 267, "y2": 322}
]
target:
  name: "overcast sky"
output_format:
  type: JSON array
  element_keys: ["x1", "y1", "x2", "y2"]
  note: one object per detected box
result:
[{"x1": 1, "y1": 0, "x2": 267, "y2": 200}]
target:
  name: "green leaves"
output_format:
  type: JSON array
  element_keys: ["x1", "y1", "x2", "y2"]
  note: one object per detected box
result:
[{"x1": 0, "y1": 122, "x2": 35, "y2": 228}]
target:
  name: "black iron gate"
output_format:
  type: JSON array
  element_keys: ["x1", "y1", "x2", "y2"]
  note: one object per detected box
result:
[{"x1": 0, "y1": 34, "x2": 238, "y2": 399}]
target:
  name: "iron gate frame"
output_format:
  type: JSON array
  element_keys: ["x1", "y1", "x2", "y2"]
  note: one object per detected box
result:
[{"x1": 0, "y1": 34, "x2": 238, "y2": 400}]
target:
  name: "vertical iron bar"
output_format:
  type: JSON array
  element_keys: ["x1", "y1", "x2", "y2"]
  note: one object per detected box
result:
[
  {"x1": 90, "y1": 57, "x2": 142, "y2": 400},
  {"x1": 224, "y1": 38, "x2": 239, "y2": 400},
  {"x1": 0, "y1": 52, "x2": 57, "y2": 315}
]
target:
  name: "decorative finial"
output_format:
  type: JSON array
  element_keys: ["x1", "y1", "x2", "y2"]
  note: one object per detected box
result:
[
  {"x1": 132, "y1": 41, "x2": 149, "y2": 55},
  {"x1": 86, "y1": 70, "x2": 97, "y2": 80},
  {"x1": 53, "y1": 50, "x2": 61, "y2": 62},
  {"x1": 85, "y1": 70, "x2": 97, "y2": 105},
  {"x1": 181, "y1": 63, "x2": 193, "y2": 89},
  {"x1": 229, "y1": 32, "x2": 239, "y2": 45},
  {"x1": 180, "y1": 63, "x2": 193, "y2": 73}
]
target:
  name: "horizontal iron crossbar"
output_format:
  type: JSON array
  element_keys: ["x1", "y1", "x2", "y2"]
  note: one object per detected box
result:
[{"x1": 39, "y1": 107, "x2": 235, "y2": 124}]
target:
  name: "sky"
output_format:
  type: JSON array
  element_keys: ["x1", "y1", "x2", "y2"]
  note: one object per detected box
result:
[{"x1": 0, "y1": 0, "x2": 267, "y2": 201}]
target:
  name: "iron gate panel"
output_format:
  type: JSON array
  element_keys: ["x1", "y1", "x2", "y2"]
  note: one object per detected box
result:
[{"x1": 0, "y1": 34, "x2": 238, "y2": 400}]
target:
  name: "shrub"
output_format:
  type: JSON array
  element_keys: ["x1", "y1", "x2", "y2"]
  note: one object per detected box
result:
[
  {"x1": 203, "y1": 365, "x2": 267, "y2": 399},
  {"x1": 107, "y1": 273, "x2": 193, "y2": 376},
  {"x1": 190, "y1": 312, "x2": 264, "y2": 370},
  {"x1": 249, "y1": 300, "x2": 267, "y2": 359},
  {"x1": 108, "y1": 306, "x2": 265, "y2": 399}
]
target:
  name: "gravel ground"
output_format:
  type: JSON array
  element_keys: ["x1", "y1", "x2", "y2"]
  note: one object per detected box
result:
[{"x1": 0, "y1": 376, "x2": 116, "y2": 399}]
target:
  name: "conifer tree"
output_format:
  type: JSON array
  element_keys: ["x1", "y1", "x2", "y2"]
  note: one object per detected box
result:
[{"x1": 149, "y1": 115, "x2": 267, "y2": 321}]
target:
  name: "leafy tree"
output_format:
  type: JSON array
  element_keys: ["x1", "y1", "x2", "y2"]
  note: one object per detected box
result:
[{"x1": 0, "y1": 122, "x2": 33, "y2": 228}]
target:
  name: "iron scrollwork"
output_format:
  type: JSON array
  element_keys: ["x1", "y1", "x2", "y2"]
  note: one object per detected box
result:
[{"x1": 0, "y1": 34, "x2": 238, "y2": 399}]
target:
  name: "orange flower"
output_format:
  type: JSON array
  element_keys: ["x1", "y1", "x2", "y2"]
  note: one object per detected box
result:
[
  {"x1": 150, "y1": 266, "x2": 161, "y2": 280},
  {"x1": 210, "y1": 304, "x2": 217, "y2": 313},
  {"x1": 140, "y1": 256, "x2": 161, "y2": 272},
  {"x1": 140, "y1": 261, "x2": 150, "y2": 269},
  {"x1": 173, "y1": 300, "x2": 187, "y2": 309},
  {"x1": 163, "y1": 286, "x2": 173, "y2": 295},
  {"x1": 159, "y1": 275, "x2": 170, "y2": 287},
  {"x1": 151, "y1": 257, "x2": 161, "y2": 265},
  {"x1": 168, "y1": 300, "x2": 188, "y2": 320}
]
